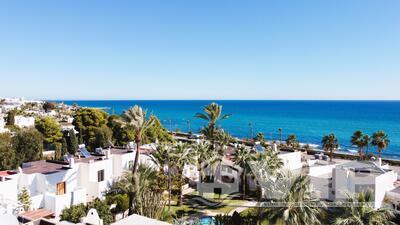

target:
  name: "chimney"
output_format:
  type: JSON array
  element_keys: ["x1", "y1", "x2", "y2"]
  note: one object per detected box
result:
[
  {"x1": 104, "y1": 149, "x2": 110, "y2": 159},
  {"x1": 69, "y1": 157, "x2": 75, "y2": 168},
  {"x1": 378, "y1": 158, "x2": 382, "y2": 167},
  {"x1": 273, "y1": 143, "x2": 278, "y2": 152}
]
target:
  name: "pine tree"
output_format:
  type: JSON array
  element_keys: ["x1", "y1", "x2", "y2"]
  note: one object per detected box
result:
[{"x1": 18, "y1": 187, "x2": 32, "y2": 211}]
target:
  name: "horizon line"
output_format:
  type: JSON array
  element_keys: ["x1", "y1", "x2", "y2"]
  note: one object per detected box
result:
[{"x1": 45, "y1": 99, "x2": 400, "y2": 102}]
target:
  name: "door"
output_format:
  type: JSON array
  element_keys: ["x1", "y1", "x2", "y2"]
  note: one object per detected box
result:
[{"x1": 56, "y1": 182, "x2": 66, "y2": 195}]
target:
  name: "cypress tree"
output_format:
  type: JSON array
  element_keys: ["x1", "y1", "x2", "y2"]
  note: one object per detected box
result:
[
  {"x1": 67, "y1": 129, "x2": 78, "y2": 155},
  {"x1": 61, "y1": 137, "x2": 68, "y2": 157}
]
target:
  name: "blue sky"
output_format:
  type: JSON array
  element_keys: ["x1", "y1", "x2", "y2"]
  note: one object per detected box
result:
[{"x1": 0, "y1": 0, "x2": 399, "y2": 100}]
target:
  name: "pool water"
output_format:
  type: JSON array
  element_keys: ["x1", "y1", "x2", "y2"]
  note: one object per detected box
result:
[{"x1": 199, "y1": 216, "x2": 215, "y2": 225}]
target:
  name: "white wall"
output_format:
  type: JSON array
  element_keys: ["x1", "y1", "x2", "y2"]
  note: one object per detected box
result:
[
  {"x1": 79, "y1": 158, "x2": 113, "y2": 201},
  {"x1": 14, "y1": 116, "x2": 35, "y2": 128},
  {"x1": 112, "y1": 153, "x2": 135, "y2": 179},
  {"x1": 375, "y1": 171, "x2": 397, "y2": 208},
  {"x1": 278, "y1": 152, "x2": 302, "y2": 170},
  {"x1": 0, "y1": 175, "x2": 19, "y2": 203}
]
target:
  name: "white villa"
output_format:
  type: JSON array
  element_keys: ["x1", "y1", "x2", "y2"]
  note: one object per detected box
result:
[
  {"x1": 333, "y1": 161, "x2": 397, "y2": 208},
  {"x1": 14, "y1": 115, "x2": 35, "y2": 128},
  {"x1": 196, "y1": 158, "x2": 242, "y2": 196},
  {"x1": 308, "y1": 160, "x2": 398, "y2": 209},
  {"x1": 0, "y1": 147, "x2": 147, "y2": 218}
]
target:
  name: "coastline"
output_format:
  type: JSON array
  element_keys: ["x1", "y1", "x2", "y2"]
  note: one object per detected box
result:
[{"x1": 56, "y1": 100, "x2": 400, "y2": 160}]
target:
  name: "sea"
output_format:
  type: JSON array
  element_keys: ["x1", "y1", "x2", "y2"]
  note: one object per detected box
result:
[{"x1": 56, "y1": 100, "x2": 400, "y2": 159}]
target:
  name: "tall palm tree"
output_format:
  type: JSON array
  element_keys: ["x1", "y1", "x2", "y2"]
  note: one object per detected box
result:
[
  {"x1": 286, "y1": 134, "x2": 299, "y2": 150},
  {"x1": 333, "y1": 190, "x2": 396, "y2": 225},
  {"x1": 118, "y1": 165, "x2": 165, "y2": 219},
  {"x1": 234, "y1": 145, "x2": 257, "y2": 199},
  {"x1": 170, "y1": 142, "x2": 194, "y2": 206},
  {"x1": 322, "y1": 133, "x2": 339, "y2": 162},
  {"x1": 118, "y1": 105, "x2": 154, "y2": 173},
  {"x1": 363, "y1": 134, "x2": 371, "y2": 158},
  {"x1": 213, "y1": 129, "x2": 233, "y2": 157},
  {"x1": 371, "y1": 131, "x2": 390, "y2": 158},
  {"x1": 265, "y1": 173, "x2": 325, "y2": 225},
  {"x1": 118, "y1": 105, "x2": 154, "y2": 215},
  {"x1": 351, "y1": 130, "x2": 366, "y2": 160},
  {"x1": 191, "y1": 142, "x2": 218, "y2": 186},
  {"x1": 195, "y1": 102, "x2": 231, "y2": 140},
  {"x1": 151, "y1": 143, "x2": 169, "y2": 173}
]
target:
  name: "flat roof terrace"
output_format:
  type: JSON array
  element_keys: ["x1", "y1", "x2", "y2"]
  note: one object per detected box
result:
[{"x1": 22, "y1": 160, "x2": 70, "y2": 175}]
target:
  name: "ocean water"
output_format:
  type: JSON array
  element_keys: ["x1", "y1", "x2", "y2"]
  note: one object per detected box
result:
[{"x1": 58, "y1": 100, "x2": 400, "y2": 159}]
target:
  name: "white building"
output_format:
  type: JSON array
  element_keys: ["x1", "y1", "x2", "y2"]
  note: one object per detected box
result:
[
  {"x1": 19, "y1": 160, "x2": 87, "y2": 216},
  {"x1": 0, "y1": 147, "x2": 156, "y2": 217},
  {"x1": 197, "y1": 158, "x2": 242, "y2": 196},
  {"x1": 0, "y1": 115, "x2": 8, "y2": 133},
  {"x1": 0, "y1": 171, "x2": 21, "y2": 215},
  {"x1": 333, "y1": 161, "x2": 397, "y2": 209},
  {"x1": 14, "y1": 115, "x2": 35, "y2": 128}
]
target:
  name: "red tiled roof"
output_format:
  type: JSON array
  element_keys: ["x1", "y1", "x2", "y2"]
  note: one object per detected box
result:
[
  {"x1": 19, "y1": 208, "x2": 54, "y2": 220},
  {"x1": 0, "y1": 170, "x2": 16, "y2": 176},
  {"x1": 22, "y1": 161, "x2": 69, "y2": 175}
]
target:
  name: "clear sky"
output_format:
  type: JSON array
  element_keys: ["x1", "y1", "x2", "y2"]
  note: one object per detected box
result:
[{"x1": 0, "y1": 0, "x2": 399, "y2": 100}]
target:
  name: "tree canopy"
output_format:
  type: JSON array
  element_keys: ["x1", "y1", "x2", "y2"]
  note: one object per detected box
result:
[
  {"x1": 35, "y1": 116, "x2": 63, "y2": 146},
  {"x1": 0, "y1": 133, "x2": 17, "y2": 170},
  {"x1": 12, "y1": 128, "x2": 44, "y2": 164},
  {"x1": 73, "y1": 108, "x2": 110, "y2": 150}
]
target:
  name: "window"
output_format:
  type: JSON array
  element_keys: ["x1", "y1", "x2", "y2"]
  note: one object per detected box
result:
[
  {"x1": 56, "y1": 182, "x2": 66, "y2": 195},
  {"x1": 98, "y1": 170, "x2": 105, "y2": 182}
]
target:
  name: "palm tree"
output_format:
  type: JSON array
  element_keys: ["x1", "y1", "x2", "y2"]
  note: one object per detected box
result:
[
  {"x1": 265, "y1": 173, "x2": 325, "y2": 225},
  {"x1": 151, "y1": 143, "x2": 169, "y2": 173},
  {"x1": 170, "y1": 142, "x2": 194, "y2": 206},
  {"x1": 118, "y1": 105, "x2": 154, "y2": 215},
  {"x1": 213, "y1": 129, "x2": 233, "y2": 157},
  {"x1": 191, "y1": 141, "x2": 219, "y2": 189},
  {"x1": 234, "y1": 145, "x2": 257, "y2": 199},
  {"x1": 118, "y1": 105, "x2": 154, "y2": 173},
  {"x1": 286, "y1": 134, "x2": 299, "y2": 150},
  {"x1": 256, "y1": 150, "x2": 284, "y2": 174},
  {"x1": 255, "y1": 132, "x2": 265, "y2": 143},
  {"x1": 364, "y1": 134, "x2": 371, "y2": 158},
  {"x1": 278, "y1": 128, "x2": 283, "y2": 145},
  {"x1": 117, "y1": 165, "x2": 165, "y2": 219},
  {"x1": 195, "y1": 102, "x2": 231, "y2": 140},
  {"x1": 333, "y1": 190, "x2": 396, "y2": 225},
  {"x1": 371, "y1": 131, "x2": 390, "y2": 158},
  {"x1": 351, "y1": 130, "x2": 366, "y2": 160},
  {"x1": 322, "y1": 133, "x2": 339, "y2": 162}
]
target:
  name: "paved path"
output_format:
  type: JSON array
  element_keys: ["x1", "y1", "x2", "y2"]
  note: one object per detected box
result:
[{"x1": 228, "y1": 201, "x2": 257, "y2": 215}]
